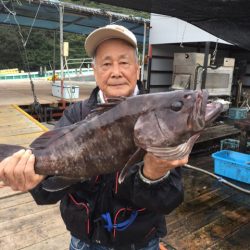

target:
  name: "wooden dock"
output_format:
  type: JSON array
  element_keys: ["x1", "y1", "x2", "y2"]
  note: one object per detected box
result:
[
  {"x1": 0, "y1": 105, "x2": 48, "y2": 147},
  {"x1": 164, "y1": 154, "x2": 250, "y2": 250},
  {"x1": 0, "y1": 105, "x2": 70, "y2": 250}
]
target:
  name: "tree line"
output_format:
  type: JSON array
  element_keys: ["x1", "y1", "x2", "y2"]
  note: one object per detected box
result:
[
  {"x1": 0, "y1": 25, "x2": 87, "y2": 71},
  {"x1": 0, "y1": 1, "x2": 148, "y2": 71}
]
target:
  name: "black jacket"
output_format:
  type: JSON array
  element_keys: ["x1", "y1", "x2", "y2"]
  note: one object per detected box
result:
[{"x1": 30, "y1": 83, "x2": 184, "y2": 248}]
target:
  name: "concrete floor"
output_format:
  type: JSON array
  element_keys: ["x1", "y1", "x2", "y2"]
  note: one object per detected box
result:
[{"x1": 0, "y1": 79, "x2": 96, "y2": 106}]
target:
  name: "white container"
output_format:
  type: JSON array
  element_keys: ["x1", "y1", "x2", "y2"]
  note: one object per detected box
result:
[
  {"x1": 52, "y1": 83, "x2": 79, "y2": 99},
  {"x1": 213, "y1": 99, "x2": 231, "y2": 112}
]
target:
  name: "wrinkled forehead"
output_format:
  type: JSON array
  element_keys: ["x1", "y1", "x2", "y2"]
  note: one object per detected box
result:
[{"x1": 94, "y1": 38, "x2": 137, "y2": 58}]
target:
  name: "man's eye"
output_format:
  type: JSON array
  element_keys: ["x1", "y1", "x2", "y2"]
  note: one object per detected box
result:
[{"x1": 101, "y1": 63, "x2": 111, "y2": 68}]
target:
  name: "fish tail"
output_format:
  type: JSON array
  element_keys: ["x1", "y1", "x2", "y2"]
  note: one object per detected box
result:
[{"x1": 0, "y1": 144, "x2": 26, "y2": 162}]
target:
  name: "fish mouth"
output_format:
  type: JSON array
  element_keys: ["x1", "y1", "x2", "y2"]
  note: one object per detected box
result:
[
  {"x1": 195, "y1": 89, "x2": 223, "y2": 124},
  {"x1": 190, "y1": 90, "x2": 223, "y2": 131},
  {"x1": 205, "y1": 102, "x2": 223, "y2": 124},
  {"x1": 188, "y1": 90, "x2": 208, "y2": 131}
]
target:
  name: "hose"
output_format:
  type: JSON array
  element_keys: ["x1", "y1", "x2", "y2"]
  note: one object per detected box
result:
[{"x1": 184, "y1": 164, "x2": 250, "y2": 194}]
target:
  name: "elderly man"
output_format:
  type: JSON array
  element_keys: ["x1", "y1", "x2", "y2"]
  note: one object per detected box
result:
[{"x1": 0, "y1": 25, "x2": 187, "y2": 250}]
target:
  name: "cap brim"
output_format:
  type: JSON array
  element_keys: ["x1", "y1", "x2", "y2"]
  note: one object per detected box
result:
[{"x1": 85, "y1": 27, "x2": 137, "y2": 57}]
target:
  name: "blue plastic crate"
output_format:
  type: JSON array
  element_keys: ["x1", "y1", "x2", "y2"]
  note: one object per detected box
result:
[
  {"x1": 228, "y1": 107, "x2": 248, "y2": 120},
  {"x1": 220, "y1": 139, "x2": 240, "y2": 151},
  {"x1": 220, "y1": 138, "x2": 250, "y2": 151},
  {"x1": 212, "y1": 150, "x2": 250, "y2": 184}
]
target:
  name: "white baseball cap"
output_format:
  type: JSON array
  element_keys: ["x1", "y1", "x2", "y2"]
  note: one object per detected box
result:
[{"x1": 85, "y1": 24, "x2": 137, "y2": 57}]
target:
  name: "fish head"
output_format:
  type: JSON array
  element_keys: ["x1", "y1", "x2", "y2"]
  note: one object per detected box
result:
[{"x1": 134, "y1": 90, "x2": 223, "y2": 150}]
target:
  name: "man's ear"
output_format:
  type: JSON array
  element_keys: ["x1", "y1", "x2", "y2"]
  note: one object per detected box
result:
[
  {"x1": 92, "y1": 63, "x2": 97, "y2": 75},
  {"x1": 137, "y1": 64, "x2": 140, "y2": 80}
]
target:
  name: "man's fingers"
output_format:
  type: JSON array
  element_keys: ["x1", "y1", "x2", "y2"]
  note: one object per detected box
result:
[
  {"x1": 24, "y1": 154, "x2": 44, "y2": 190},
  {"x1": 0, "y1": 156, "x2": 11, "y2": 168},
  {"x1": 13, "y1": 150, "x2": 32, "y2": 190},
  {"x1": 169, "y1": 156, "x2": 189, "y2": 167},
  {"x1": 0, "y1": 156, "x2": 11, "y2": 182},
  {"x1": 146, "y1": 153, "x2": 189, "y2": 166},
  {"x1": 0, "y1": 182, "x2": 7, "y2": 188},
  {"x1": 0, "y1": 151, "x2": 44, "y2": 192},
  {"x1": 3, "y1": 149, "x2": 25, "y2": 178},
  {"x1": 2, "y1": 149, "x2": 25, "y2": 189}
]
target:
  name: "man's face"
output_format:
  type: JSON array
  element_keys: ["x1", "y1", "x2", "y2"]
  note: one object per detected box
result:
[{"x1": 93, "y1": 39, "x2": 139, "y2": 98}]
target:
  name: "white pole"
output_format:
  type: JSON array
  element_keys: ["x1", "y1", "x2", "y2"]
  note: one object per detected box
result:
[
  {"x1": 140, "y1": 22, "x2": 147, "y2": 82},
  {"x1": 59, "y1": 4, "x2": 64, "y2": 100}
]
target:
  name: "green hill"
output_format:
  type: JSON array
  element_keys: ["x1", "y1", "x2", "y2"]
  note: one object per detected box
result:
[{"x1": 0, "y1": 0, "x2": 148, "y2": 71}]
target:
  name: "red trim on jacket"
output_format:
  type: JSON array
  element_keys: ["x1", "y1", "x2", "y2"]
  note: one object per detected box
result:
[
  {"x1": 68, "y1": 193, "x2": 90, "y2": 234},
  {"x1": 113, "y1": 207, "x2": 146, "y2": 238}
]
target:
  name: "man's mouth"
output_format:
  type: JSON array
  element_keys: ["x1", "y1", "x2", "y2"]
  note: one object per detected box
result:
[
  {"x1": 109, "y1": 84, "x2": 125, "y2": 86},
  {"x1": 108, "y1": 82, "x2": 127, "y2": 86}
]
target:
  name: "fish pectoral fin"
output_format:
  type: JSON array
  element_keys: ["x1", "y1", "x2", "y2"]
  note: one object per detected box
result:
[
  {"x1": 118, "y1": 148, "x2": 146, "y2": 184},
  {"x1": 0, "y1": 144, "x2": 26, "y2": 162},
  {"x1": 146, "y1": 134, "x2": 200, "y2": 160},
  {"x1": 42, "y1": 176, "x2": 81, "y2": 192}
]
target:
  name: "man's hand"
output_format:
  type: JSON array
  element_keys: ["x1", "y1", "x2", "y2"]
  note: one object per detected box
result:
[
  {"x1": 143, "y1": 153, "x2": 188, "y2": 180},
  {"x1": 0, "y1": 149, "x2": 45, "y2": 192}
]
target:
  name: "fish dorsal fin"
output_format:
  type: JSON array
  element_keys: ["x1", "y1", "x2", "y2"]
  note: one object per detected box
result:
[
  {"x1": 31, "y1": 97, "x2": 126, "y2": 149},
  {"x1": 118, "y1": 148, "x2": 146, "y2": 184},
  {"x1": 86, "y1": 97, "x2": 126, "y2": 120},
  {"x1": 106, "y1": 96, "x2": 126, "y2": 103},
  {"x1": 30, "y1": 125, "x2": 76, "y2": 149},
  {"x1": 85, "y1": 105, "x2": 112, "y2": 120}
]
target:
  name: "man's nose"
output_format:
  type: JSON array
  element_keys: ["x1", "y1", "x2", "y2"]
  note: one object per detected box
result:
[{"x1": 111, "y1": 63, "x2": 122, "y2": 78}]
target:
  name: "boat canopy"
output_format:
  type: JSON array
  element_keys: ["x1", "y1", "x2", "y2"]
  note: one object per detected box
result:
[{"x1": 0, "y1": 0, "x2": 149, "y2": 44}]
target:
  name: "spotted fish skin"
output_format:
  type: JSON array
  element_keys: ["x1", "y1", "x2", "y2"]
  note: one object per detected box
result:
[{"x1": 0, "y1": 90, "x2": 223, "y2": 181}]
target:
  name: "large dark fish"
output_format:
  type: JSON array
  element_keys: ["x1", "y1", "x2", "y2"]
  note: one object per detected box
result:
[{"x1": 0, "y1": 90, "x2": 222, "y2": 190}]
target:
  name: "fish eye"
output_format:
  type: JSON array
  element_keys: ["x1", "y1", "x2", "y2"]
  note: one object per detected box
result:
[{"x1": 171, "y1": 101, "x2": 183, "y2": 111}]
